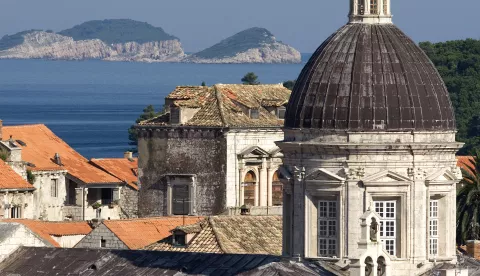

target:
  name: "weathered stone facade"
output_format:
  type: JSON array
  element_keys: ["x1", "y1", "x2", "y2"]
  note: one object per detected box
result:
[
  {"x1": 0, "y1": 223, "x2": 51, "y2": 262},
  {"x1": 75, "y1": 223, "x2": 128, "y2": 250},
  {"x1": 138, "y1": 128, "x2": 226, "y2": 217}
]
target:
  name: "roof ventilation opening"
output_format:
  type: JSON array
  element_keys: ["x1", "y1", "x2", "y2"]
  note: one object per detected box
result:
[{"x1": 53, "y1": 153, "x2": 63, "y2": 166}]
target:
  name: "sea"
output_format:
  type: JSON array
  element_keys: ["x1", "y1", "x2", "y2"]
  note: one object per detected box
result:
[{"x1": 0, "y1": 55, "x2": 310, "y2": 158}]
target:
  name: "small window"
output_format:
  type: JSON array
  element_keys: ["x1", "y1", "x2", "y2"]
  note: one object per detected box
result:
[
  {"x1": 170, "y1": 107, "x2": 181, "y2": 124},
  {"x1": 249, "y1": 109, "x2": 259, "y2": 119},
  {"x1": 172, "y1": 185, "x2": 190, "y2": 215},
  {"x1": 173, "y1": 233, "x2": 186, "y2": 247},
  {"x1": 370, "y1": 0, "x2": 378, "y2": 14},
  {"x1": 10, "y1": 206, "x2": 21, "y2": 218},
  {"x1": 318, "y1": 200, "x2": 338, "y2": 257},
  {"x1": 51, "y1": 179, "x2": 58, "y2": 198},
  {"x1": 429, "y1": 200, "x2": 439, "y2": 256},
  {"x1": 101, "y1": 238, "x2": 106, "y2": 248},
  {"x1": 277, "y1": 107, "x2": 286, "y2": 120}
]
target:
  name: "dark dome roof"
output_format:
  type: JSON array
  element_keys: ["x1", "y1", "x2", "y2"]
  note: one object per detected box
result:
[{"x1": 285, "y1": 24, "x2": 456, "y2": 131}]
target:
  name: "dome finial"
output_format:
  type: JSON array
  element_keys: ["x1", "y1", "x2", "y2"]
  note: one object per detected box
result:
[{"x1": 349, "y1": 0, "x2": 392, "y2": 24}]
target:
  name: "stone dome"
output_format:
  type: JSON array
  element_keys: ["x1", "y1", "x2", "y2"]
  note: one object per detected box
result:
[{"x1": 285, "y1": 23, "x2": 456, "y2": 131}]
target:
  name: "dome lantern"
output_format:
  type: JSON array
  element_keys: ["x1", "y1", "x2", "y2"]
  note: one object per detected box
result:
[{"x1": 350, "y1": 0, "x2": 392, "y2": 24}]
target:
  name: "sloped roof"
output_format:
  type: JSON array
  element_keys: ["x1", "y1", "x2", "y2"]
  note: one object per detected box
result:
[
  {"x1": 89, "y1": 158, "x2": 139, "y2": 190},
  {"x1": 2, "y1": 125, "x2": 122, "y2": 185},
  {"x1": 139, "y1": 84, "x2": 291, "y2": 128},
  {"x1": 2, "y1": 219, "x2": 93, "y2": 247},
  {"x1": 103, "y1": 217, "x2": 203, "y2": 250},
  {"x1": 0, "y1": 247, "x2": 335, "y2": 276},
  {"x1": 145, "y1": 216, "x2": 282, "y2": 255},
  {"x1": 0, "y1": 160, "x2": 34, "y2": 190}
]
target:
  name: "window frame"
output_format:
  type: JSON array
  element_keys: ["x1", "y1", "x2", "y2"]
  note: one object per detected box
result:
[
  {"x1": 318, "y1": 200, "x2": 338, "y2": 257},
  {"x1": 249, "y1": 109, "x2": 260, "y2": 119},
  {"x1": 370, "y1": 0, "x2": 378, "y2": 14},
  {"x1": 375, "y1": 200, "x2": 397, "y2": 256},
  {"x1": 167, "y1": 175, "x2": 196, "y2": 216},
  {"x1": 51, "y1": 179, "x2": 58, "y2": 198},
  {"x1": 429, "y1": 200, "x2": 439, "y2": 256},
  {"x1": 277, "y1": 106, "x2": 286, "y2": 120}
]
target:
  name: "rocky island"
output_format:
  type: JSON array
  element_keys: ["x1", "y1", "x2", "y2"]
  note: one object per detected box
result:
[
  {"x1": 185, "y1": 27, "x2": 301, "y2": 64},
  {"x1": 0, "y1": 22, "x2": 301, "y2": 64},
  {"x1": 0, "y1": 19, "x2": 186, "y2": 62}
]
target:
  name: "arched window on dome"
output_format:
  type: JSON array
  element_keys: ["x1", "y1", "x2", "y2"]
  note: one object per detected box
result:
[
  {"x1": 243, "y1": 171, "x2": 256, "y2": 206},
  {"x1": 370, "y1": 0, "x2": 378, "y2": 15}
]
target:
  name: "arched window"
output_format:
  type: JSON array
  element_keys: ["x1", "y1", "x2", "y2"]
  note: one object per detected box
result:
[
  {"x1": 272, "y1": 171, "x2": 283, "y2": 206},
  {"x1": 377, "y1": 257, "x2": 386, "y2": 276},
  {"x1": 365, "y1": 257, "x2": 374, "y2": 276},
  {"x1": 243, "y1": 171, "x2": 256, "y2": 206},
  {"x1": 370, "y1": 0, "x2": 378, "y2": 14}
]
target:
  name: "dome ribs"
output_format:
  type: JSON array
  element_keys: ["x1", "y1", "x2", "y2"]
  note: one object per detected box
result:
[{"x1": 285, "y1": 23, "x2": 456, "y2": 132}]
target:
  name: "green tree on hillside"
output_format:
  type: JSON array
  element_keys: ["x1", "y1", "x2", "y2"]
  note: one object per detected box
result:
[
  {"x1": 457, "y1": 152, "x2": 480, "y2": 244},
  {"x1": 128, "y1": 105, "x2": 162, "y2": 152},
  {"x1": 419, "y1": 39, "x2": 480, "y2": 154},
  {"x1": 242, "y1": 72, "x2": 260, "y2": 85},
  {"x1": 283, "y1": 80, "x2": 296, "y2": 90}
]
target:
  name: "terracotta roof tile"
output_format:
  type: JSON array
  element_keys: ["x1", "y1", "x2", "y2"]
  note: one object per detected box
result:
[
  {"x1": 0, "y1": 160, "x2": 34, "y2": 190},
  {"x1": 2, "y1": 125, "x2": 121, "y2": 185},
  {"x1": 103, "y1": 216, "x2": 203, "y2": 249},
  {"x1": 139, "y1": 84, "x2": 290, "y2": 128},
  {"x1": 2, "y1": 219, "x2": 92, "y2": 247},
  {"x1": 89, "y1": 158, "x2": 139, "y2": 190},
  {"x1": 145, "y1": 216, "x2": 282, "y2": 255}
]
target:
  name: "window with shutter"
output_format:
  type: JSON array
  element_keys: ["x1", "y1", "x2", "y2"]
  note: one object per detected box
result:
[
  {"x1": 318, "y1": 200, "x2": 338, "y2": 257},
  {"x1": 172, "y1": 185, "x2": 190, "y2": 215},
  {"x1": 170, "y1": 107, "x2": 181, "y2": 124}
]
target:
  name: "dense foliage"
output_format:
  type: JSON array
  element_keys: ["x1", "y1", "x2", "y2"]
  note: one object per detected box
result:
[
  {"x1": 283, "y1": 80, "x2": 296, "y2": 90},
  {"x1": 457, "y1": 153, "x2": 480, "y2": 244},
  {"x1": 420, "y1": 39, "x2": 480, "y2": 154},
  {"x1": 128, "y1": 105, "x2": 162, "y2": 152},
  {"x1": 0, "y1": 30, "x2": 41, "y2": 51},
  {"x1": 193, "y1": 27, "x2": 277, "y2": 59},
  {"x1": 242, "y1": 72, "x2": 260, "y2": 85},
  {"x1": 27, "y1": 170, "x2": 36, "y2": 185},
  {"x1": 59, "y1": 19, "x2": 178, "y2": 44}
]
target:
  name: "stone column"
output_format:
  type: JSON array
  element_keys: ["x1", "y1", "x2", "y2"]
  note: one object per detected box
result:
[
  {"x1": 239, "y1": 169, "x2": 244, "y2": 206},
  {"x1": 267, "y1": 165, "x2": 273, "y2": 207},
  {"x1": 166, "y1": 177, "x2": 172, "y2": 216},
  {"x1": 259, "y1": 159, "x2": 268, "y2": 206},
  {"x1": 379, "y1": 0, "x2": 384, "y2": 15},
  {"x1": 291, "y1": 167, "x2": 305, "y2": 260}
]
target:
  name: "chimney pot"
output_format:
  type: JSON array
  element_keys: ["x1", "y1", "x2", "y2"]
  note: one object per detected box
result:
[{"x1": 124, "y1": 151, "x2": 133, "y2": 159}]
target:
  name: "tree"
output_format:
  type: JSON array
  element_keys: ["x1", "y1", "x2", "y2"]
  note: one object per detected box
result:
[
  {"x1": 201, "y1": 81, "x2": 206, "y2": 86},
  {"x1": 457, "y1": 152, "x2": 480, "y2": 244},
  {"x1": 241, "y1": 72, "x2": 260, "y2": 85},
  {"x1": 283, "y1": 80, "x2": 296, "y2": 90},
  {"x1": 128, "y1": 105, "x2": 161, "y2": 152}
]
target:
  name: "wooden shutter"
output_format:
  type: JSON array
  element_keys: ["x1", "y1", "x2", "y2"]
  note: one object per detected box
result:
[{"x1": 172, "y1": 185, "x2": 190, "y2": 215}]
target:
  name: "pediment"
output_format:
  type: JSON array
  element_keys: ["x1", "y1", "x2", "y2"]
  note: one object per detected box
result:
[
  {"x1": 268, "y1": 147, "x2": 283, "y2": 158},
  {"x1": 238, "y1": 146, "x2": 269, "y2": 158},
  {"x1": 305, "y1": 169, "x2": 345, "y2": 182},
  {"x1": 426, "y1": 168, "x2": 458, "y2": 184},
  {"x1": 362, "y1": 170, "x2": 412, "y2": 186}
]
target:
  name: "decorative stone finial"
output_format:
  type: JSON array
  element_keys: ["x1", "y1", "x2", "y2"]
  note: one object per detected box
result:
[{"x1": 349, "y1": 0, "x2": 392, "y2": 24}]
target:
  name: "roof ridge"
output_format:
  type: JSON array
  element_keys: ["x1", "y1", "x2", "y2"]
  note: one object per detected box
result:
[
  {"x1": 213, "y1": 85, "x2": 228, "y2": 127},
  {"x1": 208, "y1": 216, "x2": 227, "y2": 253},
  {"x1": 3, "y1": 124, "x2": 46, "y2": 129}
]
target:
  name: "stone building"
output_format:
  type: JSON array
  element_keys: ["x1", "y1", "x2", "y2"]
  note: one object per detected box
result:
[
  {"x1": 0, "y1": 160, "x2": 35, "y2": 219},
  {"x1": 75, "y1": 216, "x2": 202, "y2": 250},
  {"x1": 278, "y1": 0, "x2": 464, "y2": 275},
  {"x1": 137, "y1": 84, "x2": 290, "y2": 217},
  {"x1": 0, "y1": 222, "x2": 50, "y2": 263},
  {"x1": 1, "y1": 124, "x2": 132, "y2": 221}
]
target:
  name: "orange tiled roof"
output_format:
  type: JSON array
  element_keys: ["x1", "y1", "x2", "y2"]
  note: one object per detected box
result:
[
  {"x1": 103, "y1": 217, "x2": 203, "y2": 249},
  {"x1": 2, "y1": 125, "x2": 122, "y2": 185},
  {"x1": 2, "y1": 219, "x2": 93, "y2": 247},
  {"x1": 0, "y1": 161, "x2": 34, "y2": 190},
  {"x1": 89, "y1": 158, "x2": 139, "y2": 190}
]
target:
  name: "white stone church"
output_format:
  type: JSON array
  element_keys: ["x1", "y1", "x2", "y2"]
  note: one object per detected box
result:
[{"x1": 278, "y1": 0, "x2": 465, "y2": 275}]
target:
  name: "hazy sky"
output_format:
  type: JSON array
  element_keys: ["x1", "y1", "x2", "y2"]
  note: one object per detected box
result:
[{"x1": 0, "y1": 0, "x2": 477, "y2": 53}]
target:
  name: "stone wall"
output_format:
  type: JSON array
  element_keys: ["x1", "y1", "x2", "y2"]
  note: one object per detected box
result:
[
  {"x1": 61, "y1": 205, "x2": 83, "y2": 221},
  {"x1": 223, "y1": 206, "x2": 282, "y2": 216},
  {"x1": 137, "y1": 128, "x2": 226, "y2": 217},
  {"x1": 32, "y1": 170, "x2": 67, "y2": 221},
  {"x1": 0, "y1": 191, "x2": 35, "y2": 219},
  {"x1": 75, "y1": 223, "x2": 128, "y2": 250},
  {"x1": 120, "y1": 186, "x2": 138, "y2": 218}
]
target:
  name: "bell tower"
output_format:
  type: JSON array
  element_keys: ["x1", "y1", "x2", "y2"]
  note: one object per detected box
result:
[{"x1": 349, "y1": 0, "x2": 392, "y2": 24}]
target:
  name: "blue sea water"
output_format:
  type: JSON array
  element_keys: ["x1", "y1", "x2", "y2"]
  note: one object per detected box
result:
[{"x1": 0, "y1": 56, "x2": 310, "y2": 158}]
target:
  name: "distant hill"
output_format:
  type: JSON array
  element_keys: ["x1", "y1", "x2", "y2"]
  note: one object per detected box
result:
[
  {"x1": 59, "y1": 19, "x2": 178, "y2": 44},
  {"x1": 0, "y1": 29, "x2": 47, "y2": 51},
  {"x1": 186, "y1": 27, "x2": 301, "y2": 64}
]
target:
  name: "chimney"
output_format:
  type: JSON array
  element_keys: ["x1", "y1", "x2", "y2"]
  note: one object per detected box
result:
[
  {"x1": 124, "y1": 151, "x2": 133, "y2": 159},
  {"x1": 54, "y1": 153, "x2": 63, "y2": 166},
  {"x1": 0, "y1": 120, "x2": 3, "y2": 141}
]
